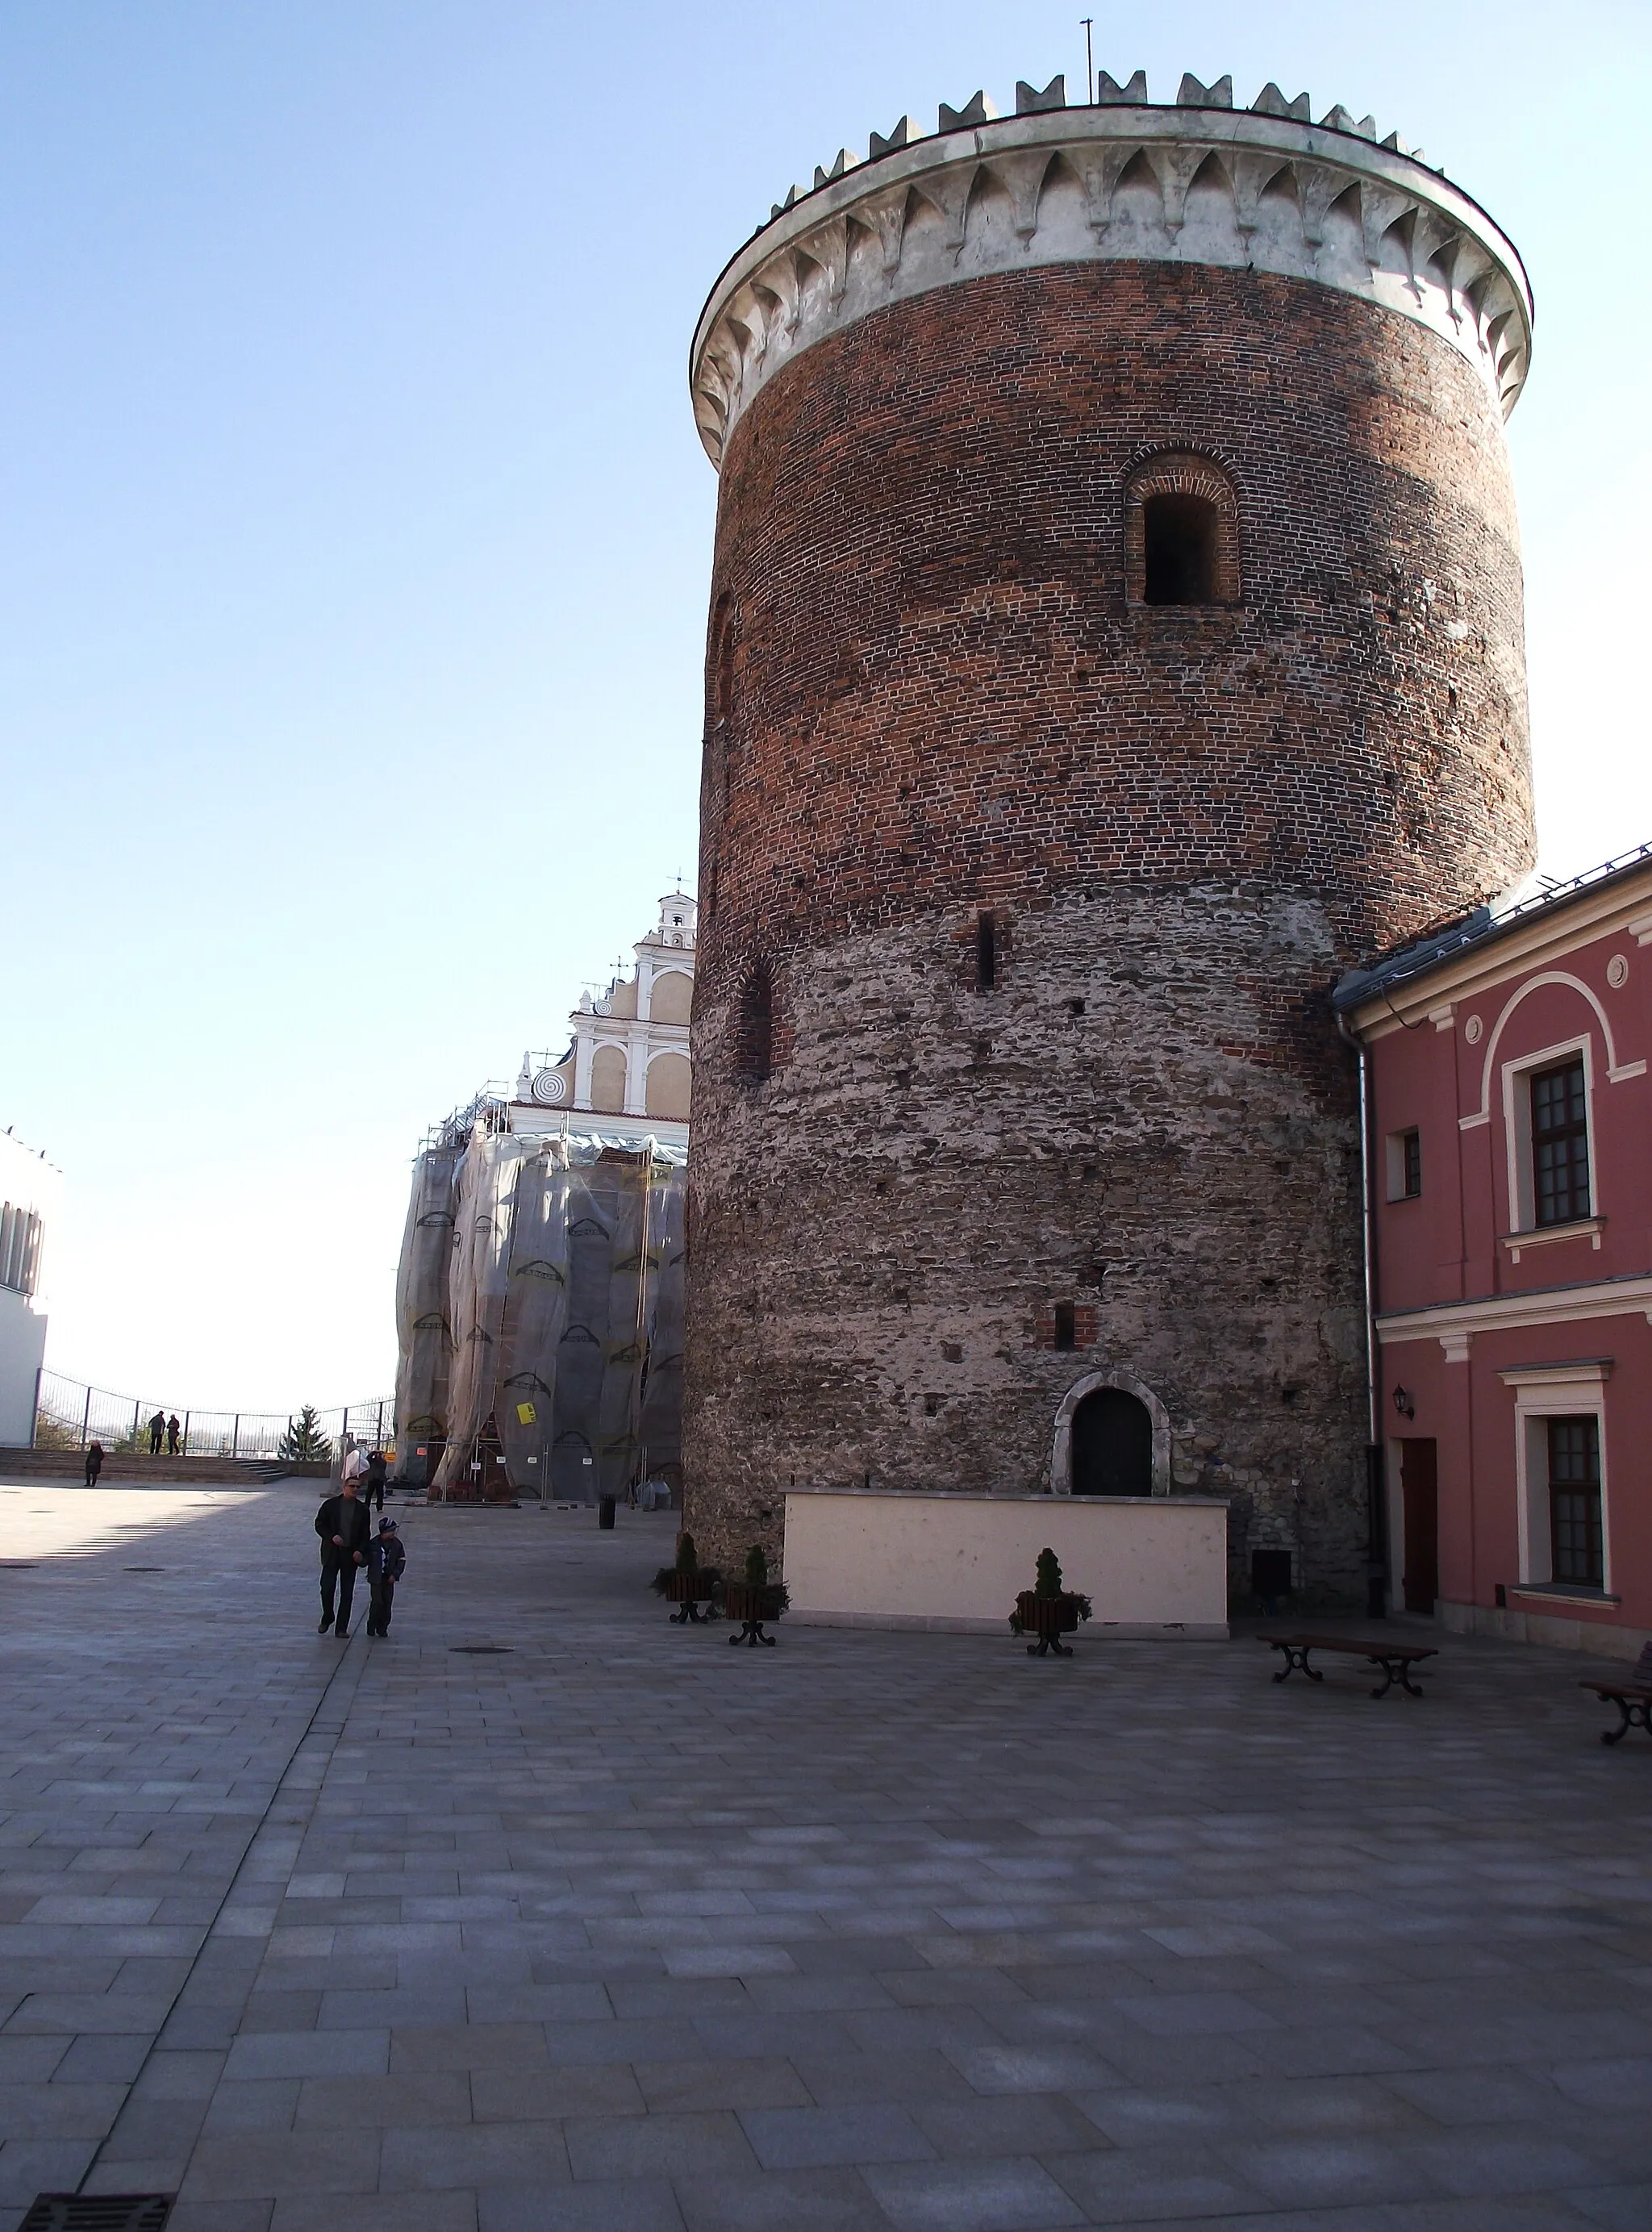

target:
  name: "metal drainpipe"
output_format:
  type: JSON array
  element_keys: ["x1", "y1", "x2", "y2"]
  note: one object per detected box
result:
[{"x1": 1337, "y1": 1008, "x2": 1387, "y2": 1619}]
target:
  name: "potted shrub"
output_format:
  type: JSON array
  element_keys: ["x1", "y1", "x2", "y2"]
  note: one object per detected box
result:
[
  {"x1": 650, "y1": 1532, "x2": 720, "y2": 1625},
  {"x1": 1009, "y1": 1546, "x2": 1092, "y2": 1658},
  {"x1": 721, "y1": 1543, "x2": 789, "y2": 1647}
]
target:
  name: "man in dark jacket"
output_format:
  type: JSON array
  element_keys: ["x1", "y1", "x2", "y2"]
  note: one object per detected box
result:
[
  {"x1": 314, "y1": 1477, "x2": 371, "y2": 1636},
  {"x1": 365, "y1": 1519, "x2": 406, "y2": 1637},
  {"x1": 364, "y1": 1448, "x2": 387, "y2": 1512}
]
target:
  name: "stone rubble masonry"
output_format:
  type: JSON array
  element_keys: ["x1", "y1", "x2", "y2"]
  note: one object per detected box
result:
[{"x1": 682, "y1": 253, "x2": 1535, "y2": 1598}]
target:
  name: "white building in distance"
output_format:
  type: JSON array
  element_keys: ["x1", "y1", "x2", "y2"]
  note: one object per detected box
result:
[{"x1": 0, "y1": 1129, "x2": 60, "y2": 1447}]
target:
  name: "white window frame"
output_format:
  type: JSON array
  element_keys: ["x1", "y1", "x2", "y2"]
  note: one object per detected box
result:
[
  {"x1": 1500, "y1": 1033, "x2": 1595, "y2": 1237},
  {"x1": 1500, "y1": 1360, "x2": 1613, "y2": 1596},
  {"x1": 1384, "y1": 1128, "x2": 1421, "y2": 1203}
]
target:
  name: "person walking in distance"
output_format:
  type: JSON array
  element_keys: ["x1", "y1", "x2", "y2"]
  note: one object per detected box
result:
[
  {"x1": 364, "y1": 1447, "x2": 387, "y2": 1514},
  {"x1": 84, "y1": 1440, "x2": 104, "y2": 1487},
  {"x1": 148, "y1": 1409, "x2": 166, "y2": 1456},
  {"x1": 314, "y1": 1475, "x2": 371, "y2": 1637},
  {"x1": 166, "y1": 1414, "x2": 181, "y2": 1455},
  {"x1": 365, "y1": 1518, "x2": 405, "y2": 1637}
]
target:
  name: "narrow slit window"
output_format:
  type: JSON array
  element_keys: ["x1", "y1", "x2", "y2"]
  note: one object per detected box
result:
[
  {"x1": 736, "y1": 966, "x2": 774, "y2": 1086},
  {"x1": 1142, "y1": 492, "x2": 1218, "y2": 605},
  {"x1": 975, "y1": 911, "x2": 997, "y2": 991},
  {"x1": 1531, "y1": 1058, "x2": 1589, "y2": 1226},
  {"x1": 1053, "y1": 1301, "x2": 1076, "y2": 1352}
]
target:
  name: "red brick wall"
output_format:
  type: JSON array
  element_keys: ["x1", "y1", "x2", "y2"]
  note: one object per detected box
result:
[{"x1": 683, "y1": 259, "x2": 1534, "y2": 1597}]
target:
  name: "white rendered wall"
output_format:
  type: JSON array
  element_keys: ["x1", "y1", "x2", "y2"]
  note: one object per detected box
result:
[
  {"x1": 0, "y1": 1291, "x2": 47, "y2": 1446},
  {"x1": 0, "y1": 1132, "x2": 57, "y2": 1449},
  {"x1": 782, "y1": 1488, "x2": 1229, "y2": 1636}
]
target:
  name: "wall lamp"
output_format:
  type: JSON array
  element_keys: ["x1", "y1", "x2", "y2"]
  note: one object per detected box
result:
[{"x1": 1391, "y1": 1384, "x2": 1416, "y2": 1421}]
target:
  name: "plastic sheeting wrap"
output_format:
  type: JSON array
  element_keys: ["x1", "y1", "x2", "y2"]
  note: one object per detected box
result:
[
  {"x1": 391, "y1": 1144, "x2": 461, "y2": 1486},
  {"x1": 432, "y1": 1136, "x2": 519, "y2": 1498},
  {"x1": 494, "y1": 1146, "x2": 569, "y2": 1490},
  {"x1": 639, "y1": 1173, "x2": 686, "y2": 1483},
  {"x1": 396, "y1": 1129, "x2": 686, "y2": 1503}
]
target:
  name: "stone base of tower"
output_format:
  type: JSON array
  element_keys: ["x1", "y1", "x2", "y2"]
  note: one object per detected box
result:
[{"x1": 682, "y1": 891, "x2": 1375, "y2": 1609}]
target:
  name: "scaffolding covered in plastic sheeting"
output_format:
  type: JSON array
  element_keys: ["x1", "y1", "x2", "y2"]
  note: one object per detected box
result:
[
  {"x1": 494, "y1": 1145, "x2": 570, "y2": 1491},
  {"x1": 638, "y1": 1172, "x2": 686, "y2": 1485},
  {"x1": 395, "y1": 1126, "x2": 688, "y2": 1504},
  {"x1": 432, "y1": 1133, "x2": 519, "y2": 1498},
  {"x1": 391, "y1": 1142, "x2": 461, "y2": 1486}
]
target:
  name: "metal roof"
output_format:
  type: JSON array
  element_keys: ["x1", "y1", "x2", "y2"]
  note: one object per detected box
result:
[{"x1": 1333, "y1": 841, "x2": 1652, "y2": 1012}]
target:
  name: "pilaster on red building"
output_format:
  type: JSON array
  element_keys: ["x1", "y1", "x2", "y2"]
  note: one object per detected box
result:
[{"x1": 1337, "y1": 846, "x2": 1652, "y2": 1661}]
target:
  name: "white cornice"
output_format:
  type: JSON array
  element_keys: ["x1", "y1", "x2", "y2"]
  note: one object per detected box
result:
[
  {"x1": 1378, "y1": 1275, "x2": 1652, "y2": 1358},
  {"x1": 690, "y1": 102, "x2": 1531, "y2": 465}
]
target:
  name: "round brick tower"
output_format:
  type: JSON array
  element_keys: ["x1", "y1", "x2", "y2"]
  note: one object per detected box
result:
[{"x1": 682, "y1": 74, "x2": 1535, "y2": 1597}]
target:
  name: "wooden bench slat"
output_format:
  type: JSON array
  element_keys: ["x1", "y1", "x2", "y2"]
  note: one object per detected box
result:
[{"x1": 1262, "y1": 1633, "x2": 1436, "y2": 1661}]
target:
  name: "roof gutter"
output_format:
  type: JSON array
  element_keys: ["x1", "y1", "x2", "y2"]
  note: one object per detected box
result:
[{"x1": 1338, "y1": 1005, "x2": 1389, "y2": 1618}]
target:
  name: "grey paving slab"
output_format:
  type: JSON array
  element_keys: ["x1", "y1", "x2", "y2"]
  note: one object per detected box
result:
[
  {"x1": 379, "y1": 2119, "x2": 570, "y2": 2189},
  {"x1": 479, "y1": 2180, "x2": 682, "y2": 2232},
  {"x1": 3, "y1": 1487, "x2": 1652, "y2": 2232},
  {"x1": 736, "y1": 2101, "x2": 936, "y2": 2169},
  {"x1": 674, "y1": 2165, "x2": 891, "y2": 2232},
  {"x1": 863, "y1": 2154, "x2": 1087, "y2": 2228},
  {"x1": 564, "y1": 2109, "x2": 760, "y2": 2180}
]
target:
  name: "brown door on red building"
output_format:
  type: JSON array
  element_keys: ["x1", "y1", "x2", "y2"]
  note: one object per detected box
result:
[{"x1": 1400, "y1": 1439, "x2": 1439, "y2": 1615}]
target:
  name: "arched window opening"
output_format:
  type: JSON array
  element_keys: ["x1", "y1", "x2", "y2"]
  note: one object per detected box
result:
[
  {"x1": 735, "y1": 964, "x2": 774, "y2": 1086},
  {"x1": 1125, "y1": 453, "x2": 1241, "y2": 607},
  {"x1": 1143, "y1": 493, "x2": 1218, "y2": 605},
  {"x1": 1071, "y1": 1387, "x2": 1153, "y2": 1496}
]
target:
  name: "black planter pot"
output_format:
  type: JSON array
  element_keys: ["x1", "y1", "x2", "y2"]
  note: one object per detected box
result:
[
  {"x1": 1015, "y1": 1590, "x2": 1083, "y2": 1658},
  {"x1": 661, "y1": 1571, "x2": 717, "y2": 1625},
  {"x1": 722, "y1": 1580, "x2": 786, "y2": 1647}
]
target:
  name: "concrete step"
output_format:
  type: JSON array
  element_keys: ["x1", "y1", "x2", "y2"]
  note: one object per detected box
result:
[{"x1": 0, "y1": 1446, "x2": 303, "y2": 1487}]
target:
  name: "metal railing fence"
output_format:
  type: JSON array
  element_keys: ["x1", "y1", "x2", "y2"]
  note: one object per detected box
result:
[{"x1": 31, "y1": 1370, "x2": 395, "y2": 1462}]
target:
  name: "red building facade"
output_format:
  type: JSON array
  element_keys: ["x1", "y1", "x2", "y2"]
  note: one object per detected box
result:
[{"x1": 1338, "y1": 850, "x2": 1652, "y2": 1660}]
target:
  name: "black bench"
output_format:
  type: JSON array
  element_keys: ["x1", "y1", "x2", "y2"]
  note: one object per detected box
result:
[
  {"x1": 1262, "y1": 1631, "x2": 1437, "y2": 1700},
  {"x1": 1579, "y1": 1642, "x2": 1652, "y2": 1746}
]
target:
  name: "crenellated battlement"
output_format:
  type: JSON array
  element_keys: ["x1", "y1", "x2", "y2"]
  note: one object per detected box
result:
[{"x1": 690, "y1": 73, "x2": 1532, "y2": 463}]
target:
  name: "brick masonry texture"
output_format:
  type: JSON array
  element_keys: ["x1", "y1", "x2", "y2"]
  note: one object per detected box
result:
[{"x1": 682, "y1": 260, "x2": 1535, "y2": 1596}]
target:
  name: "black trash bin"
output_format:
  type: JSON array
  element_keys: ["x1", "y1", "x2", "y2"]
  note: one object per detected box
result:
[{"x1": 598, "y1": 1496, "x2": 616, "y2": 1531}]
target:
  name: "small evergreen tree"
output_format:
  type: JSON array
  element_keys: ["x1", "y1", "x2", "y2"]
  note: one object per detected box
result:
[
  {"x1": 1010, "y1": 1547, "x2": 1091, "y2": 1636},
  {"x1": 652, "y1": 1530, "x2": 720, "y2": 1597},
  {"x1": 279, "y1": 1406, "x2": 333, "y2": 1463},
  {"x1": 1033, "y1": 1546, "x2": 1064, "y2": 1599},
  {"x1": 743, "y1": 1543, "x2": 769, "y2": 1587}
]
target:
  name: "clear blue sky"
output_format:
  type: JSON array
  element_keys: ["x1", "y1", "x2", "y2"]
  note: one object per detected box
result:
[{"x1": 2, "y1": 0, "x2": 1647, "y2": 1411}]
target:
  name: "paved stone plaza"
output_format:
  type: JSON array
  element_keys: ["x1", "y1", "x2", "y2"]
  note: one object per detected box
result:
[{"x1": 0, "y1": 1476, "x2": 1649, "y2": 2231}]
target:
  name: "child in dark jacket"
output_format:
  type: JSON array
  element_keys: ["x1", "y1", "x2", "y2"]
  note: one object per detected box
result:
[{"x1": 365, "y1": 1520, "x2": 406, "y2": 1637}]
